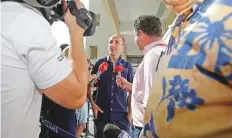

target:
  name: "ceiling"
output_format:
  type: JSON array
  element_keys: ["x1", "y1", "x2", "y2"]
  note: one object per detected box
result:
[
  {"x1": 90, "y1": 0, "x2": 176, "y2": 55},
  {"x1": 116, "y1": 0, "x2": 163, "y2": 22},
  {"x1": 109, "y1": 0, "x2": 173, "y2": 55}
]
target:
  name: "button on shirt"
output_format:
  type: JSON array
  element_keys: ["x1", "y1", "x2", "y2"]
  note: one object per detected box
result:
[
  {"x1": 92, "y1": 56, "x2": 134, "y2": 122},
  {"x1": 132, "y1": 41, "x2": 166, "y2": 127}
]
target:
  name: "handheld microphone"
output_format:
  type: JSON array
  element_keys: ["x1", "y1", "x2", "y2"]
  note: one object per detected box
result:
[
  {"x1": 113, "y1": 62, "x2": 124, "y2": 76},
  {"x1": 89, "y1": 62, "x2": 108, "y2": 87}
]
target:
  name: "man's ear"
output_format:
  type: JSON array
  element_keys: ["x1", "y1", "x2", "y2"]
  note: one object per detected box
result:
[
  {"x1": 121, "y1": 42, "x2": 126, "y2": 53},
  {"x1": 122, "y1": 44, "x2": 126, "y2": 53},
  {"x1": 139, "y1": 30, "x2": 145, "y2": 38}
]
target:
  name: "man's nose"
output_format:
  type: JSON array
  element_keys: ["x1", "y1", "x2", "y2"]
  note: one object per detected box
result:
[{"x1": 109, "y1": 44, "x2": 115, "y2": 48}]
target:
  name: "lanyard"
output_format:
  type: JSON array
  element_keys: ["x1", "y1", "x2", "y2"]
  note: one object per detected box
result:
[
  {"x1": 154, "y1": 43, "x2": 167, "y2": 47},
  {"x1": 40, "y1": 119, "x2": 76, "y2": 138}
]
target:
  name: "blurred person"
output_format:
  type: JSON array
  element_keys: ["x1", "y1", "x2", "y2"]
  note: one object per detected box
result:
[
  {"x1": 75, "y1": 59, "x2": 93, "y2": 138},
  {"x1": 143, "y1": 0, "x2": 232, "y2": 138},
  {"x1": 62, "y1": 45, "x2": 71, "y2": 58},
  {"x1": 75, "y1": 100, "x2": 88, "y2": 138},
  {"x1": 116, "y1": 15, "x2": 166, "y2": 138},
  {"x1": 103, "y1": 123, "x2": 131, "y2": 138},
  {"x1": 60, "y1": 44, "x2": 70, "y2": 52},
  {"x1": 1, "y1": 0, "x2": 90, "y2": 137},
  {"x1": 87, "y1": 34, "x2": 134, "y2": 138}
]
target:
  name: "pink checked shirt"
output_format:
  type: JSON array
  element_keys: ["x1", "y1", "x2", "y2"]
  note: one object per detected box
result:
[{"x1": 131, "y1": 40, "x2": 166, "y2": 127}]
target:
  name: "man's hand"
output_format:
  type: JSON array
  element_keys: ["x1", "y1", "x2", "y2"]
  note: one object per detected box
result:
[
  {"x1": 87, "y1": 84, "x2": 97, "y2": 97},
  {"x1": 116, "y1": 75, "x2": 127, "y2": 89},
  {"x1": 88, "y1": 74, "x2": 96, "y2": 82},
  {"x1": 92, "y1": 103, "x2": 104, "y2": 119},
  {"x1": 62, "y1": 0, "x2": 85, "y2": 34},
  {"x1": 116, "y1": 76, "x2": 132, "y2": 92},
  {"x1": 88, "y1": 73, "x2": 100, "y2": 87}
]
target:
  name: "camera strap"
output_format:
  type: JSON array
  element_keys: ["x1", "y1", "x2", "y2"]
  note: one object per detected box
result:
[{"x1": 40, "y1": 118, "x2": 76, "y2": 138}]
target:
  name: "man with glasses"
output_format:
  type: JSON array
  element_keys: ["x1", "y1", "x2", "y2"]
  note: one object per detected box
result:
[{"x1": 116, "y1": 15, "x2": 166, "y2": 138}]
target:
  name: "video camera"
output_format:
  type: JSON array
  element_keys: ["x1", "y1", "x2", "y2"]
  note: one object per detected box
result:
[
  {"x1": 1, "y1": 0, "x2": 96, "y2": 36},
  {"x1": 49, "y1": 0, "x2": 96, "y2": 36}
]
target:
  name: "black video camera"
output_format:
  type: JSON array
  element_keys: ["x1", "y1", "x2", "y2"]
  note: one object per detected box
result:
[
  {"x1": 50, "y1": 0, "x2": 96, "y2": 36},
  {"x1": 1, "y1": 0, "x2": 96, "y2": 36}
]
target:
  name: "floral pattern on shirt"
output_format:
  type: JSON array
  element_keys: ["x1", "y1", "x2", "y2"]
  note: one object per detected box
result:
[{"x1": 143, "y1": 0, "x2": 232, "y2": 137}]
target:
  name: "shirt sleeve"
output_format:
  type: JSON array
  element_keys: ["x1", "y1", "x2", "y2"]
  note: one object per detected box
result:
[{"x1": 25, "y1": 18, "x2": 72, "y2": 89}]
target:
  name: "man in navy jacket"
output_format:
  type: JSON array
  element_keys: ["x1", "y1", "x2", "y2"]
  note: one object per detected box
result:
[{"x1": 88, "y1": 35, "x2": 134, "y2": 138}]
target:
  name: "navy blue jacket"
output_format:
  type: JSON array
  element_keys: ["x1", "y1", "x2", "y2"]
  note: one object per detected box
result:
[{"x1": 92, "y1": 56, "x2": 134, "y2": 122}]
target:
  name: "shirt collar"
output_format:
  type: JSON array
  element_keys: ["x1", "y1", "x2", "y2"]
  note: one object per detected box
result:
[
  {"x1": 142, "y1": 40, "x2": 167, "y2": 55},
  {"x1": 175, "y1": 0, "x2": 206, "y2": 22},
  {"x1": 107, "y1": 55, "x2": 122, "y2": 63}
]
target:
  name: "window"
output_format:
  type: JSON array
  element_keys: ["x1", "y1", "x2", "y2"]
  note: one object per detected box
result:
[
  {"x1": 89, "y1": 45, "x2": 98, "y2": 60},
  {"x1": 127, "y1": 55, "x2": 143, "y2": 66},
  {"x1": 96, "y1": 14, "x2": 100, "y2": 26},
  {"x1": 126, "y1": 55, "x2": 143, "y2": 73}
]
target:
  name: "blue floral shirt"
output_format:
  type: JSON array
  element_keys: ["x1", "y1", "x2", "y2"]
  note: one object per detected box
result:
[{"x1": 143, "y1": 0, "x2": 232, "y2": 137}]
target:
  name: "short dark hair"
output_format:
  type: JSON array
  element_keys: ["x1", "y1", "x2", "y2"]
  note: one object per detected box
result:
[
  {"x1": 111, "y1": 34, "x2": 126, "y2": 45},
  {"x1": 62, "y1": 46, "x2": 70, "y2": 58},
  {"x1": 133, "y1": 15, "x2": 162, "y2": 37},
  {"x1": 103, "y1": 123, "x2": 121, "y2": 138},
  {"x1": 60, "y1": 44, "x2": 69, "y2": 51}
]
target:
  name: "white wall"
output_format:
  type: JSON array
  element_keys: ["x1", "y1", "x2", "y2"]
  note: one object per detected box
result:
[
  {"x1": 123, "y1": 35, "x2": 143, "y2": 56},
  {"x1": 81, "y1": 0, "x2": 90, "y2": 10},
  {"x1": 116, "y1": 0, "x2": 160, "y2": 22},
  {"x1": 85, "y1": 0, "x2": 116, "y2": 60},
  {"x1": 51, "y1": 21, "x2": 70, "y2": 47}
]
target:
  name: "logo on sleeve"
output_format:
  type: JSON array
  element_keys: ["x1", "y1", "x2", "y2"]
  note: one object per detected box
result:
[{"x1": 58, "y1": 55, "x2": 64, "y2": 61}]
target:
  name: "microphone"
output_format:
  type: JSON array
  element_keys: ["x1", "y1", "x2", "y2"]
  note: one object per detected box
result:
[
  {"x1": 113, "y1": 62, "x2": 124, "y2": 76},
  {"x1": 89, "y1": 62, "x2": 109, "y2": 87}
]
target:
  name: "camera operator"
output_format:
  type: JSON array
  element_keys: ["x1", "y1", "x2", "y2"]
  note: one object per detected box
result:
[
  {"x1": 39, "y1": 46, "x2": 76, "y2": 138},
  {"x1": 1, "y1": 0, "x2": 90, "y2": 138}
]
